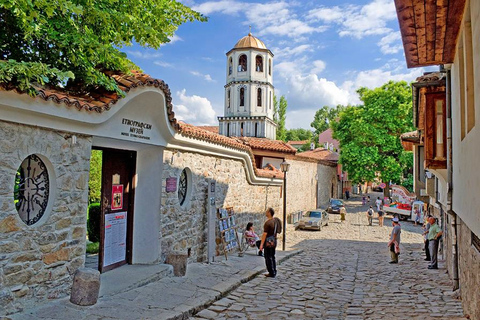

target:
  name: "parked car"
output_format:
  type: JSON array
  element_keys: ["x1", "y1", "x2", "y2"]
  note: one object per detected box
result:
[
  {"x1": 295, "y1": 210, "x2": 329, "y2": 231},
  {"x1": 327, "y1": 199, "x2": 346, "y2": 214}
]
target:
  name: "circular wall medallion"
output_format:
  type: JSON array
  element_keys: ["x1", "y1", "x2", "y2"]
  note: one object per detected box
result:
[
  {"x1": 178, "y1": 169, "x2": 188, "y2": 206},
  {"x1": 14, "y1": 154, "x2": 50, "y2": 226}
]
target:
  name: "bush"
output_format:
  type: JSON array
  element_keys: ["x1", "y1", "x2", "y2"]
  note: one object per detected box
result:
[
  {"x1": 86, "y1": 242, "x2": 100, "y2": 254},
  {"x1": 87, "y1": 203, "x2": 101, "y2": 243}
]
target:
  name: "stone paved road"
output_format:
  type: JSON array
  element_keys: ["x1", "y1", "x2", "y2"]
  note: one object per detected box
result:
[{"x1": 191, "y1": 193, "x2": 465, "y2": 320}]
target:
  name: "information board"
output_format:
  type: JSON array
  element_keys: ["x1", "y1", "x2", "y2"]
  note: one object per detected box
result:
[{"x1": 103, "y1": 211, "x2": 127, "y2": 267}]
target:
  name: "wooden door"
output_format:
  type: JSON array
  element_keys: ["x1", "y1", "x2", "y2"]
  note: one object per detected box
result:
[{"x1": 98, "y1": 148, "x2": 136, "y2": 273}]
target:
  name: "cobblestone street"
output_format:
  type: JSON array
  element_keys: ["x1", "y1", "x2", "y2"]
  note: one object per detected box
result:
[{"x1": 192, "y1": 194, "x2": 465, "y2": 320}]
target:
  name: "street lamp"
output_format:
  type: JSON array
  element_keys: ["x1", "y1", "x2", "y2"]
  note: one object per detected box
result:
[
  {"x1": 341, "y1": 172, "x2": 344, "y2": 199},
  {"x1": 280, "y1": 160, "x2": 290, "y2": 251}
]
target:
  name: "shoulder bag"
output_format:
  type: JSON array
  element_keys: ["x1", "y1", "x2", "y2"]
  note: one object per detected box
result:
[{"x1": 265, "y1": 220, "x2": 277, "y2": 249}]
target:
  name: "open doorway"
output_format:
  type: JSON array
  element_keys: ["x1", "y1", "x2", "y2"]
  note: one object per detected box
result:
[{"x1": 86, "y1": 148, "x2": 136, "y2": 273}]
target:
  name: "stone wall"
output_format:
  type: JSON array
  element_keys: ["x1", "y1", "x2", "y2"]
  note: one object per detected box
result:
[
  {"x1": 160, "y1": 150, "x2": 337, "y2": 263},
  {"x1": 0, "y1": 120, "x2": 92, "y2": 314},
  {"x1": 457, "y1": 216, "x2": 480, "y2": 319}
]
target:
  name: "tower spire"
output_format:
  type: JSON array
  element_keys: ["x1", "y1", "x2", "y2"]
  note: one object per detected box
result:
[{"x1": 249, "y1": 25, "x2": 252, "y2": 35}]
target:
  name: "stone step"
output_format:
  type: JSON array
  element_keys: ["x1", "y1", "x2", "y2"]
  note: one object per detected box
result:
[{"x1": 99, "y1": 263, "x2": 174, "y2": 297}]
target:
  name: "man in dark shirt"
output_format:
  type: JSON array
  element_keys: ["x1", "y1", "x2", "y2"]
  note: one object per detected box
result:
[{"x1": 259, "y1": 208, "x2": 282, "y2": 278}]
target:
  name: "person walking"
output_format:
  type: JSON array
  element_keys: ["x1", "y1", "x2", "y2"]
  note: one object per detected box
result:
[
  {"x1": 387, "y1": 217, "x2": 401, "y2": 264},
  {"x1": 375, "y1": 197, "x2": 382, "y2": 211},
  {"x1": 378, "y1": 209, "x2": 385, "y2": 227},
  {"x1": 367, "y1": 206, "x2": 374, "y2": 226},
  {"x1": 362, "y1": 196, "x2": 366, "y2": 206},
  {"x1": 259, "y1": 208, "x2": 282, "y2": 278},
  {"x1": 427, "y1": 217, "x2": 443, "y2": 269}
]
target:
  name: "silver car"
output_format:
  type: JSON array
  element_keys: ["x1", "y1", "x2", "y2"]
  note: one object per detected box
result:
[{"x1": 295, "y1": 210, "x2": 329, "y2": 231}]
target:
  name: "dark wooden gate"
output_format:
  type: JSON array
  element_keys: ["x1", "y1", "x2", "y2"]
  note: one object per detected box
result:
[{"x1": 98, "y1": 148, "x2": 136, "y2": 273}]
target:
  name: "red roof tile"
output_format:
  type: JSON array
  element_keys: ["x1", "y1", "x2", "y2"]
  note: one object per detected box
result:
[
  {"x1": 296, "y1": 148, "x2": 339, "y2": 162},
  {"x1": 197, "y1": 126, "x2": 219, "y2": 134},
  {"x1": 287, "y1": 140, "x2": 308, "y2": 145},
  {"x1": 234, "y1": 137, "x2": 297, "y2": 154}
]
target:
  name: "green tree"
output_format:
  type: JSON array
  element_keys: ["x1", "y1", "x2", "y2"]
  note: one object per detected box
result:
[
  {"x1": 311, "y1": 105, "x2": 346, "y2": 135},
  {"x1": 88, "y1": 150, "x2": 102, "y2": 204},
  {"x1": 0, "y1": 1, "x2": 205, "y2": 95},
  {"x1": 275, "y1": 95, "x2": 287, "y2": 141},
  {"x1": 331, "y1": 81, "x2": 414, "y2": 192},
  {"x1": 285, "y1": 128, "x2": 313, "y2": 142}
]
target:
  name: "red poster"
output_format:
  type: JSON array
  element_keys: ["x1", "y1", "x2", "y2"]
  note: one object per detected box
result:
[{"x1": 111, "y1": 185, "x2": 123, "y2": 210}]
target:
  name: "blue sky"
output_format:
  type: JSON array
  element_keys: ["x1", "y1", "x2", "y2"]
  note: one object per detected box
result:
[{"x1": 125, "y1": 0, "x2": 432, "y2": 129}]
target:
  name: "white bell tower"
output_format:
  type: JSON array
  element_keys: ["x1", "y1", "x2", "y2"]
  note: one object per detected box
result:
[{"x1": 218, "y1": 33, "x2": 277, "y2": 139}]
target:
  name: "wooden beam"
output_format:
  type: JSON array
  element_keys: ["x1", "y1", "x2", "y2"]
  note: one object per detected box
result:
[
  {"x1": 443, "y1": 0, "x2": 467, "y2": 63},
  {"x1": 414, "y1": 0, "x2": 427, "y2": 65},
  {"x1": 394, "y1": 0, "x2": 419, "y2": 67},
  {"x1": 434, "y1": 0, "x2": 449, "y2": 62},
  {"x1": 425, "y1": 0, "x2": 437, "y2": 62}
]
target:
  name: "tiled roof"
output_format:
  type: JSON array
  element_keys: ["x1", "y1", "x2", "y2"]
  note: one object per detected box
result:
[
  {"x1": 296, "y1": 148, "x2": 339, "y2": 162},
  {"x1": 287, "y1": 140, "x2": 308, "y2": 145},
  {"x1": 234, "y1": 137, "x2": 297, "y2": 154},
  {"x1": 197, "y1": 126, "x2": 219, "y2": 134},
  {"x1": 0, "y1": 71, "x2": 178, "y2": 130},
  {"x1": 176, "y1": 124, "x2": 284, "y2": 179}
]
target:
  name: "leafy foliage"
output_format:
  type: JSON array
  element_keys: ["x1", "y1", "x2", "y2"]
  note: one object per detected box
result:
[
  {"x1": 285, "y1": 128, "x2": 313, "y2": 142},
  {"x1": 88, "y1": 150, "x2": 102, "y2": 204},
  {"x1": 311, "y1": 105, "x2": 346, "y2": 135},
  {"x1": 87, "y1": 203, "x2": 101, "y2": 243},
  {"x1": 275, "y1": 95, "x2": 287, "y2": 141},
  {"x1": 331, "y1": 81, "x2": 414, "y2": 185},
  {"x1": 0, "y1": 0, "x2": 205, "y2": 94}
]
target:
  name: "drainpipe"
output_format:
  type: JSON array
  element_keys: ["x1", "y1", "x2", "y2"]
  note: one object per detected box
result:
[{"x1": 445, "y1": 67, "x2": 459, "y2": 290}]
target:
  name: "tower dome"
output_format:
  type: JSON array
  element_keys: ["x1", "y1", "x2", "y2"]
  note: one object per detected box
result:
[{"x1": 233, "y1": 33, "x2": 267, "y2": 50}]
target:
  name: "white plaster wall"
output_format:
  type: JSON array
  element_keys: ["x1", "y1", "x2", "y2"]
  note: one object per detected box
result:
[
  {"x1": 132, "y1": 146, "x2": 164, "y2": 264},
  {"x1": 451, "y1": 0, "x2": 480, "y2": 237}
]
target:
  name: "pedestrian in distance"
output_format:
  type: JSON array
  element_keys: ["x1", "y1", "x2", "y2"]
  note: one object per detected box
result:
[
  {"x1": 245, "y1": 222, "x2": 263, "y2": 256},
  {"x1": 387, "y1": 217, "x2": 401, "y2": 264},
  {"x1": 378, "y1": 209, "x2": 385, "y2": 227},
  {"x1": 375, "y1": 197, "x2": 382, "y2": 211},
  {"x1": 422, "y1": 214, "x2": 432, "y2": 261},
  {"x1": 362, "y1": 196, "x2": 366, "y2": 206},
  {"x1": 367, "y1": 206, "x2": 374, "y2": 226},
  {"x1": 367, "y1": 195, "x2": 371, "y2": 203},
  {"x1": 345, "y1": 190, "x2": 350, "y2": 200},
  {"x1": 427, "y1": 217, "x2": 443, "y2": 269},
  {"x1": 414, "y1": 208, "x2": 421, "y2": 225},
  {"x1": 259, "y1": 208, "x2": 282, "y2": 278}
]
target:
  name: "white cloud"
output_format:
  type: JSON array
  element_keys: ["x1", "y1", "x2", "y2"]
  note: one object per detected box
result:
[
  {"x1": 286, "y1": 109, "x2": 317, "y2": 130},
  {"x1": 154, "y1": 61, "x2": 173, "y2": 68},
  {"x1": 308, "y1": 0, "x2": 397, "y2": 39},
  {"x1": 173, "y1": 89, "x2": 218, "y2": 126},
  {"x1": 311, "y1": 60, "x2": 326, "y2": 74},
  {"x1": 192, "y1": 0, "x2": 244, "y2": 15},
  {"x1": 127, "y1": 50, "x2": 161, "y2": 59},
  {"x1": 190, "y1": 71, "x2": 216, "y2": 82},
  {"x1": 286, "y1": 74, "x2": 351, "y2": 109},
  {"x1": 378, "y1": 32, "x2": 403, "y2": 54},
  {"x1": 167, "y1": 35, "x2": 183, "y2": 45},
  {"x1": 272, "y1": 44, "x2": 313, "y2": 59}
]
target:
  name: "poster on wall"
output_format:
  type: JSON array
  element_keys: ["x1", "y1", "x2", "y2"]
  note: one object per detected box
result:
[
  {"x1": 111, "y1": 185, "x2": 123, "y2": 210},
  {"x1": 103, "y1": 212, "x2": 127, "y2": 267}
]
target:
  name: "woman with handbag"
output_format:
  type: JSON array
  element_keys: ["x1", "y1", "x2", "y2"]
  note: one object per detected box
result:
[{"x1": 259, "y1": 208, "x2": 282, "y2": 278}]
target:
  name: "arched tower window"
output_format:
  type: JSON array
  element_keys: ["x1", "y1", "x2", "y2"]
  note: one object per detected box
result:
[
  {"x1": 241, "y1": 122, "x2": 244, "y2": 136},
  {"x1": 255, "y1": 123, "x2": 258, "y2": 137},
  {"x1": 227, "y1": 89, "x2": 231, "y2": 108},
  {"x1": 268, "y1": 59, "x2": 272, "y2": 76},
  {"x1": 238, "y1": 55, "x2": 247, "y2": 72},
  {"x1": 240, "y1": 87, "x2": 245, "y2": 106},
  {"x1": 229, "y1": 57, "x2": 233, "y2": 75},
  {"x1": 256, "y1": 55, "x2": 263, "y2": 72},
  {"x1": 227, "y1": 123, "x2": 230, "y2": 137},
  {"x1": 257, "y1": 88, "x2": 262, "y2": 106}
]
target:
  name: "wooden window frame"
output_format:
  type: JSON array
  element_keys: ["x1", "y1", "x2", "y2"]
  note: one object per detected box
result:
[{"x1": 424, "y1": 92, "x2": 447, "y2": 169}]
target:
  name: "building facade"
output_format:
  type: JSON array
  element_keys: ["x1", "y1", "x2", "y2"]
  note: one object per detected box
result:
[{"x1": 395, "y1": 1, "x2": 480, "y2": 318}]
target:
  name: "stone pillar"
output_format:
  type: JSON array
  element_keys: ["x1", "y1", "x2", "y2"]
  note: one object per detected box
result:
[
  {"x1": 70, "y1": 268, "x2": 100, "y2": 306},
  {"x1": 166, "y1": 253, "x2": 188, "y2": 276}
]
